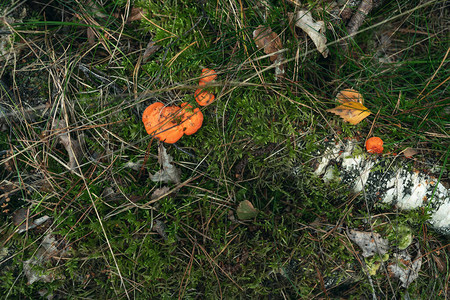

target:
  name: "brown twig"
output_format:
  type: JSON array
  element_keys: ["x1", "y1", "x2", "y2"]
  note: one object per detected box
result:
[
  {"x1": 347, "y1": 0, "x2": 373, "y2": 36},
  {"x1": 342, "y1": 0, "x2": 374, "y2": 52}
]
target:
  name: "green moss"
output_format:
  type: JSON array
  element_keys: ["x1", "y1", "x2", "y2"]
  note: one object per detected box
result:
[{"x1": 1, "y1": 0, "x2": 449, "y2": 298}]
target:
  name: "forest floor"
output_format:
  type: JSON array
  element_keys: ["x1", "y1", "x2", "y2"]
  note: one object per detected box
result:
[{"x1": 0, "y1": 0, "x2": 449, "y2": 299}]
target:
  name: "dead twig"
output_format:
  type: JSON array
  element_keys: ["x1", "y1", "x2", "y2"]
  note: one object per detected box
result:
[
  {"x1": 342, "y1": 0, "x2": 374, "y2": 52},
  {"x1": 52, "y1": 119, "x2": 84, "y2": 176}
]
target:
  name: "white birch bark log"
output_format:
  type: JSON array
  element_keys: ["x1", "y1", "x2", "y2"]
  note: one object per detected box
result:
[{"x1": 312, "y1": 139, "x2": 449, "y2": 235}]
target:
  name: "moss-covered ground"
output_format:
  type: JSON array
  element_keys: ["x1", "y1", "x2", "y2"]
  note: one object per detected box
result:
[{"x1": 0, "y1": 0, "x2": 449, "y2": 298}]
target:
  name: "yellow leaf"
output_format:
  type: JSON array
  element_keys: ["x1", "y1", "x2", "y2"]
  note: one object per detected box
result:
[
  {"x1": 327, "y1": 101, "x2": 371, "y2": 125},
  {"x1": 336, "y1": 89, "x2": 364, "y2": 104}
]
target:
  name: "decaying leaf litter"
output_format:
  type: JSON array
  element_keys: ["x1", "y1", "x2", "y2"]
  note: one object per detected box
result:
[{"x1": 1, "y1": 0, "x2": 449, "y2": 298}]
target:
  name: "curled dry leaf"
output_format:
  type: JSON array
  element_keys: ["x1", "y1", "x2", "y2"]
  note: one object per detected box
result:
[
  {"x1": 388, "y1": 246, "x2": 422, "y2": 288},
  {"x1": 327, "y1": 89, "x2": 371, "y2": 125},
  {"x1": 87, "y1": 27, "x2": 96, "y2": 46},
  {"x1": 150, "y1": 186, "x2": 171, "y2": 200},
  {"x1": 12, "y1": 207, "x2": 30, "y2": 228},
  {"x1": 53, "y1": 120, "x2": 84, "y2": 175},
  {"x1": 403, "y1": 147, "x2": 418, "y2": 158},
  {"x1": 23, "y1": 234, "x2": 70, "y2": 285},
  {"x1": 431, "y1": 254, "x2": 446, "y2": 273},
  {"x1": 124, "y1": 160, "x2": 143, "y2": 171},
  {"x1": 347, "y1": 229, "x2": 389, "y2": 258},
  {"x1": 294, "y1": 10, "x2": 329, "y2": 58},
  {"x1": 253, "y1": 26, "x2": 283, "y2": 62},
  {"x1": 150, "y1": 144, "x2": 181, "y2": 184},
  {"x1": 253, "y1": 25, "x2": 285, "y2": 78},
  {"x1": 152, "y1": 219, "x2": 169, "y2": 240},
  {"x1": 13, "y1": 207, "x2": 51, "y2": 233},
  {"x1": 143, "y1": 40, "x2": 161, "y2": 62},
  {"x1": 127, "y1": 7, "x2": 145, "y2": 22}
]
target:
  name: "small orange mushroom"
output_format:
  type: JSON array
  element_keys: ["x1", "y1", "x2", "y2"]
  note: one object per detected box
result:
[
  {"x1": 142, "y1": 102, "x2": 164, "y2": 135},
  {"x1": 194, "y1": 89, "x2": 215, "y2": 106},
  {"x1": 199, "y1": 68, "x2": 217, "y2": 85},
  {"x1": 142, "y1": 103, "x2": 184, "y2": 144},
  {"x1": 179, "y1": 102, "x2": 203, "y2": 135},
  {"x1": 366, "y1": 137, "x2": 384, "y2": 154},
  {"x1": 157, "y1": 106, "x2": 184, "y2": 143}
]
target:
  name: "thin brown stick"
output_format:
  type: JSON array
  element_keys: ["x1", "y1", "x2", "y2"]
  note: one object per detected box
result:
[
  {"x1": 342, "y1": 0, "x2": 373, "y2": 52},
  {"x1": 347, "y1": 0, "x2": 373, "y2": 36}
]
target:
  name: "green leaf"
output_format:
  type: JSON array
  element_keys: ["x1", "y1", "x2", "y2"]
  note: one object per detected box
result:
[{"x1": 236, "y1": 200, "x2": 258, "y2": 220}]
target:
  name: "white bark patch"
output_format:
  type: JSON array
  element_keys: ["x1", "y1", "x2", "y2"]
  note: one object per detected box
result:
[
  {"x1": 430, "y1": 202, "x2": 450, "y2": 229},
  {"x1": 309, "y1": 139, "x2": 450, "y2": 235}
]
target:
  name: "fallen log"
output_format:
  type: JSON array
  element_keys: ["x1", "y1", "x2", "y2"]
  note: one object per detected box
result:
[{"x1": 312, "y1": 139, "x2": 449, "y2": 235}]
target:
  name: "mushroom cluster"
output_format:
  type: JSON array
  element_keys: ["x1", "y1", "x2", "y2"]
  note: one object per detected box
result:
[
  {"x1": 195, "y1": 68, "x2": 217, "y2": 106},
  {"x1": 142, "y1": 102, "x2": 203, "y2": 144},
  {"x1": 142, "y1": 68, "x2": 217, "y2": 143}
]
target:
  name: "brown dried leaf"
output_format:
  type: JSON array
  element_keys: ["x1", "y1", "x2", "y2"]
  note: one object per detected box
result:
[
  {"x1": 87, "y1": 27, "x2": 96, "y2": 46},
  {"x1": 13, "y1": 207, "x2": 51, "y2": 233},
  {"x1": 127, "y1": 7, "x2": 145, "y2": 22},
  {"x1": 403, "y1": 147, "x2": 418, "y2": 158},
  {"x1": 143, "y1": 40, "x2": 161, "y2": 62},
  {"x1": 151, "y1": 186, "x2": 171, "y2": 200},
  {"x1": 152, "y1": 220, "x2": 168, "y2": 240},
  {"x1": 53, "y1": 120, "x2": 84, "y2": 175},
  {"x1": 253, "y1": 25, "x2": 282, "y2": 62},
  {"x1": 432, "y1": 254, "x2": 446, "y2": 273},
  {"x1": 13, "y1": 207, "x2": 31, "y2": 230}
]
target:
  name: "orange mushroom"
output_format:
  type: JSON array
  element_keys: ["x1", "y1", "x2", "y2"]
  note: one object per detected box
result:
[
  {"x1": 179, "y1": 102, "x2": 203, "y2": 135},
  {"x1": 194, "y1": 89, "x2": 215, "y2": 106},
  {"x1": 142, "y1": 102, "x2": 164, "y2": 134},
  {"x1": 199, "y1": 68, "x2": 217, "y2": 85},
  {"x1": 365, "y1": 137, "x2": 383, "y2": 154},
  {"x1": 142, "y1": 103, "x2": 184, "y2": 144},
  {"x1": 157, "y1": 106, "x2": 185, "y2": 143}
]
